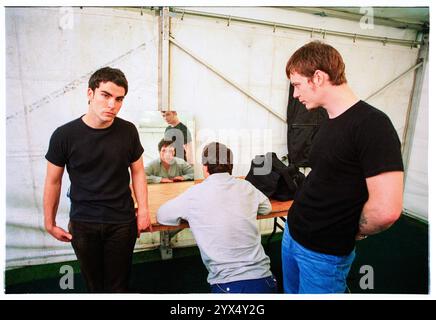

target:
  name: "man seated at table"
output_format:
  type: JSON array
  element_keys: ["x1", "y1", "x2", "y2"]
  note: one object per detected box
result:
[
  {"x1": 157, "y1": 142, "x2": 278, "y2": 293},
  {"x1": 145, "y1": 139, "x2": 194, "y2": 184}
]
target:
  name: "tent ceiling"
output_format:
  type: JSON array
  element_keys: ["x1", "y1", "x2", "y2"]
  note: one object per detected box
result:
[{"x1": 285, "y1": 7, "x2": 429, "y2": 31}]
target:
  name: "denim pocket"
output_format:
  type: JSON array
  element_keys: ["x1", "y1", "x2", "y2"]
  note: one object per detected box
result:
[
  {"x1": 214, "y1": 283, "x2": 231, "y2": 293},
  {"x1": 212, "y1": 282, "x2": 244, "y2": 294}
]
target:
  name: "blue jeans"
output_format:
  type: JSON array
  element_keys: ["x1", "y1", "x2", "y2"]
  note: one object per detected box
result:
[
  {"x1": 281, "y1": 222, "x2": 355, "y2": 294},
  {"x1": 69, "y1": 219, "x2": 137, "y2": 293},
  {"x1": 210, "y1": 275, "x2": 278, "y2": 294}
]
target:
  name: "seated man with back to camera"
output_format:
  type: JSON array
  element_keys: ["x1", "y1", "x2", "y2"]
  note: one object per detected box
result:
[
  {"x1": 145, "y1": 139, "x2": 194, "y2": 184},
  {"x1": 157, "y1": 142, "x2": 278, "y2": 293}
]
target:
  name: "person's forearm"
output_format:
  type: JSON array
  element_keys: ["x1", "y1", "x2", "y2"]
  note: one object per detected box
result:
[
  {"x1": 156, "y1": 193, "x2": 187, "y2": 226},
  {"x1": 257, "y1": 199, "x2": 272, "y2": 215},
  {"x1": 181, "y1": 172, "x2": 194, "y2": 180},
  {"x1": 147, "y1": 175, "x2": 162, "y2": 184},
  {"x1": 181, "y1": 163, "x2": 194, "y2": 180},
  {"x1": 358, "y1": 171, "x2": 403, "y2": 237},
  {"x1": 132, "y1": 171, "x2": 149, "y2": 217},
  {"x1": 145, "y1": 167, "x2": 162, "y2": 184},
  {"x1": 43, "y1": 181, "x2": 62, "y2": 230},
  {"x1": 358, "y1": 200, "x2": 398, "y2": 236}
]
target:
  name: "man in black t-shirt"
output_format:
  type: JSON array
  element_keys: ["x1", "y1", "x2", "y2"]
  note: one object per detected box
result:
[
  {"x1": 162, "y1": 111, "x2": 193, "y2": 164},
  {"x1": 43, "y1": 67, "x2": 151, "y2": 293},
  {"x1": 282, "y1": 41, "x2": 404, "y2": 294}
]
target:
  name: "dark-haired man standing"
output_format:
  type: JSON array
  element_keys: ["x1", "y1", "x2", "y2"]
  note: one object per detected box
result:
[
  {"x1": 157, "y1": 142, "x2": 277, "y2": 293},
  {"x1": 43, "y1": 67, "x2": 151, "y2": 293}
]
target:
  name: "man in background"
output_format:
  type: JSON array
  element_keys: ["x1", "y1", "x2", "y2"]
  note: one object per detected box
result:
[
  {"x1": 162, "y1": 111, "x2": 193, "y2": 164},
  {"x1": 145, "y1": 139, "x2": 194, "y2": 184}
]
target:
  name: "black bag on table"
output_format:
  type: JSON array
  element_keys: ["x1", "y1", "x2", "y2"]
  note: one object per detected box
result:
[{"x1": 245, "y1": 152, "x2": 305, "y2": 201}]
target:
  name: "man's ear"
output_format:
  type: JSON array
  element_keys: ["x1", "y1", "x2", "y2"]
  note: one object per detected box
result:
[
  {"x1": 87, "y1": 88, "x2": 94, "y2": 102},
  {"x1": 312, "y1": 70, "x2": 329, "y2": 87}
]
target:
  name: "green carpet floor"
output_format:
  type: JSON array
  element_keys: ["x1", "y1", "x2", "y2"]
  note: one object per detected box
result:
[
  {"x1": 347, "y1": 214, "x2": 428, "y2": 294},
  {"x1": 5, "y1": 214, "x2": 428, "y2": 294}
]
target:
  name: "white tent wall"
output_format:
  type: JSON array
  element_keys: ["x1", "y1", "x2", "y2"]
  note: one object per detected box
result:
[
  {"x1": 5, "y1": 7, "x2": 428, "y2": 268},
  {"x1": 170, "y1": 7, "x2": 420, "y2": 175},
  {"x1": 404, "y1": 65, "x2": 428, "y2": 220}
]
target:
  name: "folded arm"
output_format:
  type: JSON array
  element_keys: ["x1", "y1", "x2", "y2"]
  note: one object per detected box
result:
[
  {"x1": 180, "y1": 162, "x2": 194, "y2": 181},
  {"x1": 157, "y1": 191, "x2": 190, "y2": 226},
  {"x1": 145, "y1": 165, "x2": 163, "y2": 184},
  {"x1": 257, "y1": 197, "x2": 272, "y2": 215}
]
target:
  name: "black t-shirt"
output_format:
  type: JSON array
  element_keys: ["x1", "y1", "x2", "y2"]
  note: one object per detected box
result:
[
  {"x1": 288, "y1": 101, "x2": 404, "y2": 255},
  {"x1": 45, "y1": 116, "x2": 144, "y2": 224},
  {"x1": 164, "y1": 122, "x2": 192, "y2": 161}
]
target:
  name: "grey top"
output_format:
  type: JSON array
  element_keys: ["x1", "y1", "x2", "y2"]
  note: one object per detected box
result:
[
  {"x1": 157, "y1": 173, "x2": 273, "y2": 284},
  {"x1": 145, "y1": 157, "x2": 194, "y2": 184}
]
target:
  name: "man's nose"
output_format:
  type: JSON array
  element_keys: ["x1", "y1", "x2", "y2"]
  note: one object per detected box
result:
[
  {"x1": 108, "y1": 99, "x2": 115, "y2": 108},
  {"x1": 293, "y1": 89, "x2": 299, "y2": 98}
]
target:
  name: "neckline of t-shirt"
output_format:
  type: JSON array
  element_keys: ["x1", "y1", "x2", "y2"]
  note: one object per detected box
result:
[
  {"x1": 168, "y1": 122, "x2": 182, "y2": 128},
  {"x1": 79, "y1": 115, "x2": 117, "y2": 131},
  {"x1": 328, "y1": 100, "x2": 363, "y2": 122}
]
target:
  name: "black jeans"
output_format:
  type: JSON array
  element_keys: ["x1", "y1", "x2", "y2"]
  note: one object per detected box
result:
[{"x1": 69, "y1": 219, "x2": 137, "y2": 293}]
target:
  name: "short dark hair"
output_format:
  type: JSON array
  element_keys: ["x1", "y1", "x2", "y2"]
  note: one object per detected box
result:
[
  {"x1": 285, "y1": 41, "x2": 347, "y2": 85},
  {"x1": 88, "y1": 67, "x2": 128, "y2": 95},
  {"x1": 158, "y1": 139, "x2": 174, "y2": 152},
  {"x1": 202, "y1": 142, "x2": 233, "y2": 175}
]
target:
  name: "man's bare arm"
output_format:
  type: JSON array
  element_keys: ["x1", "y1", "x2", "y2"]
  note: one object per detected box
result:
[
  {"x1": 131, "y1": 156, "x2": 152, "y2": 235},
  {"x1": 357, "y1": 171, "x2": 403, "y2": 239},
  {"x1": 43, "y1": 162, "x2": 72, "y2": 242}
]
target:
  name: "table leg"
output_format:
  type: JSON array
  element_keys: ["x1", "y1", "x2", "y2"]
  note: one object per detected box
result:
[
  {"x1": 159, "y1": 229, "x2": 184, "y2": 260},
  {"x1": 266, "y1": 217, "x2": 286, "y2": 246}
]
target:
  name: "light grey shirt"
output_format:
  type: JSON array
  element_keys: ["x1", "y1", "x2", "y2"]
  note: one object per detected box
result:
[
  {"x1": 157, "y1": 172, "x2": 273, "y2": 284},
  {"x1": 145, "y1": 157, "x2": 194, "y2": 184}
]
